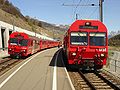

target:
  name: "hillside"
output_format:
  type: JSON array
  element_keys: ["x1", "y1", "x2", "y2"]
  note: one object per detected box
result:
[
  {"x1": 109, "y1": 34, "x2": 120, "y2": 46},
  {"x1": 39, "y1": 21, "x2": 68, "y2": 40},
  {"x1": 0, "y1": 0, "x2": 67, "y2": 40}
]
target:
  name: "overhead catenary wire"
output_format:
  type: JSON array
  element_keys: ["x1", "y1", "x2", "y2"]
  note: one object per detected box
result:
[
  {"x1": 76, "y1": 0, "x2": 90, "y2": 19},
  {"x1": 73, "y1": 0, "x2": 82, "y2": 20},
  {"x1": 87, "y1": 7, "x2": 98, "y2": 19},
  {"x1": 80, "y1": 0, "x2": 90, "y2": 19},
  {"x1": 73, "y1": 0, "x2": 95, "y2": 20},
  {"x1": 76, "y1": 0, "x2": 99, "y2": 20},
  {"x1": 64, "y1": 0, "x2": 102, "y2": 21}
]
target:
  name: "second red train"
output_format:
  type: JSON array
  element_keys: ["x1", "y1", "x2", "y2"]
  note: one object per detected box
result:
[{"x1": 8, "y1": 32, "x2": 60, "y2": 58}]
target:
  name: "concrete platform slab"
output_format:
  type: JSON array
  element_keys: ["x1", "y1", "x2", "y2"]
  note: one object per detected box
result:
[
  {"x1": 0, "y1": 50, "x2": 9, "y2": 59},
  {"x1": 0, "y1": 48, "x2": 74, "y2": 90}
]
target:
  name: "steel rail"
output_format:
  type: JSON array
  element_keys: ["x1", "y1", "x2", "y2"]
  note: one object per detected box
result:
[
  {"x1": 95, "y1": 71, "x2": 120, "y2": 90},
  {"x1": 0, "y1": 58, "x2": 12, "y2": 65},
  {"x1": 78, "y1": 70, "x2": 96, "y2": 90}
]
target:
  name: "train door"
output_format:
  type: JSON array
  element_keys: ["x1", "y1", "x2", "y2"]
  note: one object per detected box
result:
[
  {"x1": 40, "y1": 40, "x2": 42, "y2": 50},
  {"x1": 1, "y1": 28, "x2": 6, "y2": 50},
  {"x1": 31, "y1": 40, "x2": 34, "y2": 54},
  {"x1": 9, "y1": 30, "x2": 13, "y2": 35}
]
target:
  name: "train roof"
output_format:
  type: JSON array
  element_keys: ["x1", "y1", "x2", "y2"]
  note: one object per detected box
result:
[
  {"x1": 9, "y1": 32, "x2": 41, "y2": 40},
  {"x1": 9, "y1": 31, "x2": 55, "y2": 41},
  {"x1": 9, "y1": 32, "x2": 58, "y2": 42},
  {"x1": 68, "y1": 20, "x2": 107, "y2": 32},
  {"x1": 9, "y1": 32, "x2": 29, "y2": 38}
]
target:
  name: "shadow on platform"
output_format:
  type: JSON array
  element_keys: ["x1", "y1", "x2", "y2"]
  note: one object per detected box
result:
[{"x1": 49, "y1": 48, "x2": 65, "y2": 67}]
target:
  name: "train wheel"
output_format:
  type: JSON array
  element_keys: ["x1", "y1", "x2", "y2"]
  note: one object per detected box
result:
[
  {"x1": 10, "y1": 54, "x2": 13, "y2": 58},
  {"x1": 67, "y1": 65, "x2": 75, "y2": 71},
  {"x1": 94, "y1": 65, "x2": 103, "y2": 70},
  {"x1": 97, "y1": 65, "x2": 103, "y2": 69},
  {"x1": 67, "y1": 65, "x2": 79, "y2": 71}
]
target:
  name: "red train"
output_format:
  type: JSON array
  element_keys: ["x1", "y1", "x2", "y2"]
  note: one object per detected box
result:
[
  {"x1": 63, "y1": 20, "x2": 108, "y2": 70},
  {"x1": 8, "y1": 32, "x2": 59, "y2": 58}
]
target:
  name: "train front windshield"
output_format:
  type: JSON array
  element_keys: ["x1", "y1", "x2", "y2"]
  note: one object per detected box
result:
[
  {"x1": 9, "y1": 38, "x2": 18, "y2": 45},
  {"x1": 90, "y1": 32, "x2": 106, "y2": 46},
  {"x1": 70, "y1": 32, "x2": 88, "y2": 45},
  {"x1": 9, "y1": 38, "x2": 28, "y2": 46},
  {"x1": 19, "y1": 39, "x2": 28, "y2": 46}
]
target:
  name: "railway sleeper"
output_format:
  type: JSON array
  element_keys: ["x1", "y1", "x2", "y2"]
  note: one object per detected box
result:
[
  {"x1": 0, "y1": 67, "x2": 2, "y2": 71},
  {"x1": 90, "y1": 80, "x2": 103, "y2": 82},
  {"x1": 79, "y1": 81, "x2": 89, "y2": 84},
  {"x1": 95, "y1": 85, "x2": 112, "y2": 89},
  {"x1": 2, "y1": 64, "x2": 8, "y2": 68},
  {"x1": 80, "y1": 85, "x2": 90, "y2": 88},
  {"x1": 81, "y1": 88, "x2": 91, "y2": 90},
  {"x1": 78, "y1": 79, "x2": 85, "y2": 82},
  {"x1": 92, "y1": 83, "x2": 108, "y2": 86},
  {"x1": 88, "y1": 78, "x2": 101, "y2": 81}
]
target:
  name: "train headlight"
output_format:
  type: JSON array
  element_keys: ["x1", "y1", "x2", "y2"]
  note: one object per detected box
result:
[
  {"x1": 72, "y1": 52, "x2": 76, "y2": 56},
  {"x1": 85, "y1": 22, "x2": 91, "y2": 26},
  {"x1": 100, "y1": 54, "x2": 105, "y2": 57},
  {"x1": 21, "y1": 49, "x2": 26, "y2": 52},
  {"x1": 9, "y1": 48, "x2": 11, "y2": 50}
]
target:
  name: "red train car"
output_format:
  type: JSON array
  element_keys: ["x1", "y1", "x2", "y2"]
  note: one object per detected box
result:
[
  {"x1": 8, "y1": 32, "x2": 40, "y2": 58},
  {"x1": 63, "y1": 20, "x2": 108, "y2": 70},
  {"x1": 8, "y1": 32, "x2": 60, "y2": 58}
]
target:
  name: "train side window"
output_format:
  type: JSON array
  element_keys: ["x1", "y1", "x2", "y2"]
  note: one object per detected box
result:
[{"x1": 31, "y1": 40, "x2": 33, "y2": 46}]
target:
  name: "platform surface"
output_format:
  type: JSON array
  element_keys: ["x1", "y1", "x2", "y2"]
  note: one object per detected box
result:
[{"x1": 0, "y1": 48, "x2": 73, "y2": 90}]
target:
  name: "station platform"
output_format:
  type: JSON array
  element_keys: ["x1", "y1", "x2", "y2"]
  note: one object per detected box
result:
[
  {"x1": 0, "y1": 48, "x2": 74, "y2": 90},
  {"x1": 0, "y1": 50, "x2": 9, "y2": 59}
]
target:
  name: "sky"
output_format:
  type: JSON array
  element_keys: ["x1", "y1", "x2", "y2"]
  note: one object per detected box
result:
[{"x1": 9, "y1": 0, "x2": 120, "y2": 33}]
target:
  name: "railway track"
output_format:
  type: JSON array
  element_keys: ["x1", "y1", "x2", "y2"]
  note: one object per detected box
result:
[
  {"x1": 69, "y1": 70, "x2": 120, "y2": 90},
  {"x1": 0, "y1": 57, "x2": 23, "y2": 75}
]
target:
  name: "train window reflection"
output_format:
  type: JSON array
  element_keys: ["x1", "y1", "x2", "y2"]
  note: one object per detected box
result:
[
  {"x1": 70, "y1": 32, "x2": 88, "y2": 45},
  {"x1": 90, "y1": 33, "x2": 106, "y2": 46},
  {"x1": 19, "y1": 39, "x2": 28, "y2": 46},
  {"x1": 9, "y1": 38, "x2": 18, "y2": 45}
]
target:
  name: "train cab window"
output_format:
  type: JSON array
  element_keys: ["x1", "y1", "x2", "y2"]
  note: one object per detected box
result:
[
  {"x1": 19, "y1": 39, "x2": 28, "y2": 46},
  {"x1": 9, "y1": 38, "x2": 18, "y2": 45},
  {"x1": 70, "y1": 32, "x2": 88, "y2": 45},
  {"x1": 90, "y1": 32, "x2": 106, "y2": 46}
]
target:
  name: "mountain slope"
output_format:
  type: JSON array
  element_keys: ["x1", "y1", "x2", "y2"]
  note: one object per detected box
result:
[
  {"x1": 109, "y1": 34, "x2": 120, "y2": 46},
  {"x1": 0, "y1": 0, "x2": 66, "y2": 40}
]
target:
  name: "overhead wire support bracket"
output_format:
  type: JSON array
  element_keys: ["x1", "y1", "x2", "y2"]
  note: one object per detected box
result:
[{"x1": 62, "y1": 3, "x2": 98, "y2": 7}]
